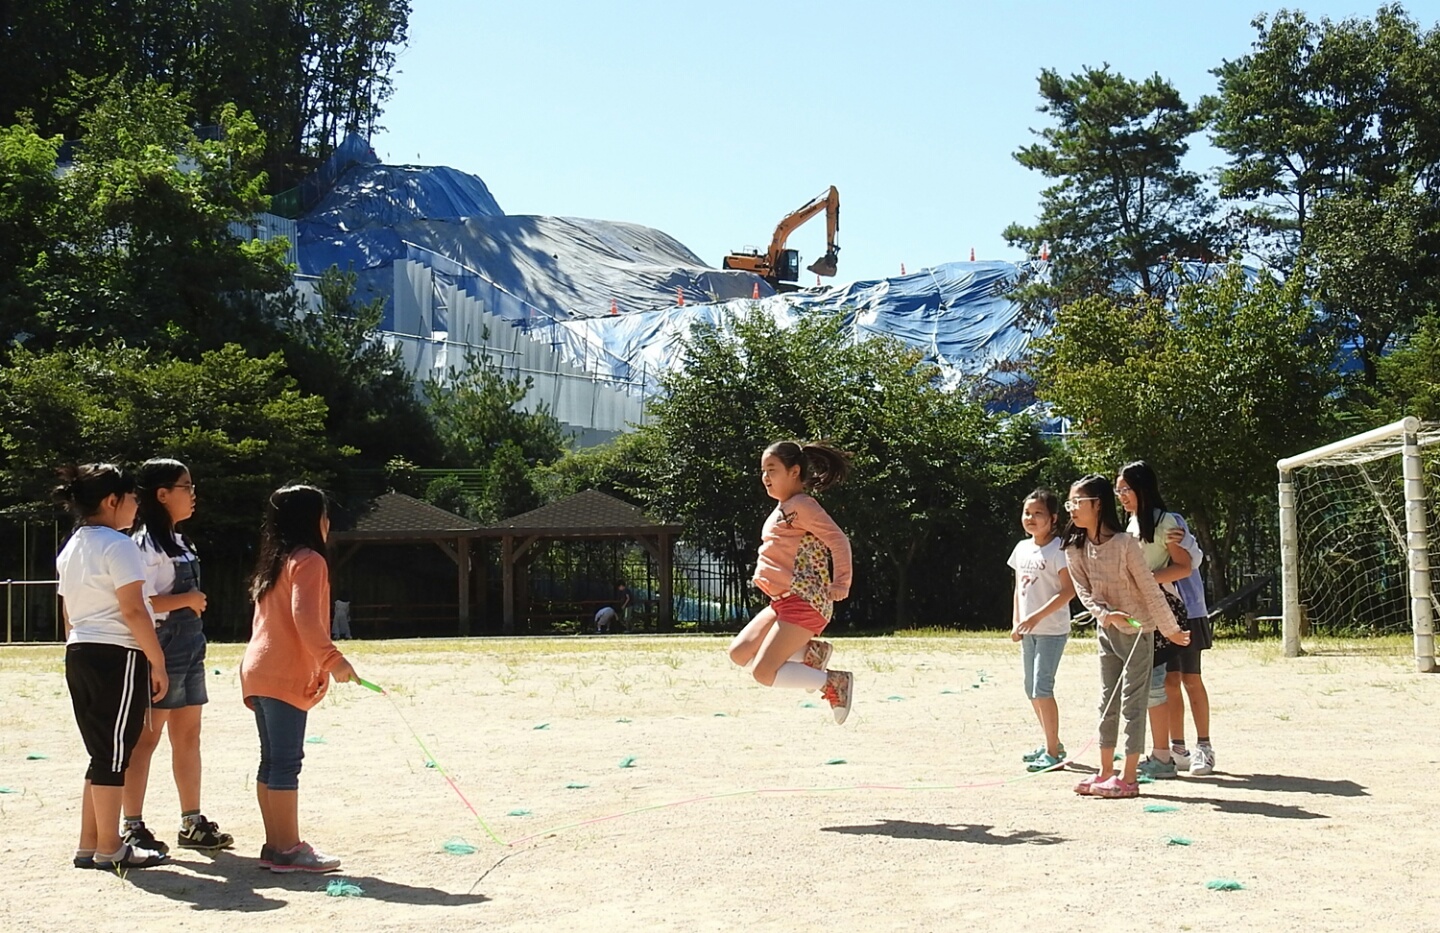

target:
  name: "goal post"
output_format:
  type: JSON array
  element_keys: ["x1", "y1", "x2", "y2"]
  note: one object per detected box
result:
[{"x1": 1277, "y1": 416, "x2": 1440, "y2": 671}]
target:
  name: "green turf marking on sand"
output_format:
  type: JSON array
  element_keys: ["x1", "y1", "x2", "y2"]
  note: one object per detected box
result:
[
  {"x1": 24, "y1": 753, "x2": 46, "y2": 760},
  {"x1": 212, "y1": 669, "x2": 222, "y2": 675},
  {"x1": 507, "y1": 809, "x2": 531, "y2": 817},
  {"x1": 566, "y1": 782, "x2": 589, "y2": 789},
  {"x1": 1206, "y1": 879, "x2": 1244, "y2": 891},
  {"x1": 1143, "y1": 804, "x2": 1179, "y2": 813},
  {"x1": 441, "y1": 839, "x2": 477, "y2": 855},
  {"x1": 886, "y1": 695, "x2": 905, "y2": 701},
  {"x1": 1167, "y1": 836, "x2": 1193, "y2": 846},
  {"x1": 825, "y1": 759, "x2": 847, "y2": 765},
  {"x1": 533, "y1": 723, "x2": 550, "y2": 730},
  {"x1": 424, "y1": 760, "x2": 437, "y2": 769},
  {"x1": 940, "y1": 689, "x2": 960, "y2": 694},
  {"x1": 618, "y1": 756, "x2": 637, "y2": 768},
  {"x1": 1136, "y1": 774, "x2": 1154, "y2": 785},
  {"x1": 325, "y1": 879, "x2": 365, "y2": 896},
  {"x1": 0, "y1": 786, "x2": 16, "y2": 794},
  {"x1": 615, "y1": 718, "x2": 632, "y2": 723},
  {"x1": 800, "y1": 701, "x2": 818, "y2": 708},
  {"x1": 305, "y1": 736, "x2": 326, "y2": 744},
  {"x1": 713, "y1": 712, "x2": 728, "y2": 716}
]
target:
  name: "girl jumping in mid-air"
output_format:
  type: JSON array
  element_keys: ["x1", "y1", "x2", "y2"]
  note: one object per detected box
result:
[
  {"x1": 727, "y1": 441, "x2": 855, "y2": 724},
  {"x1": 241, "y1": 485, "x2": 358, "y2": 873},
  {"x1": 1062, "y1": 475, "x2": 1189, "y2": 799},
  {"x1": 55, "y1": 463, "x2": 171, "y2": 870},
  {"x1": 1008, "y1": 488, "x2": 1076, "y2": 772}
]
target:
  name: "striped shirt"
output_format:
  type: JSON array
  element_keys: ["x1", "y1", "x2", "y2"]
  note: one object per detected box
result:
[{"x1": 1064, "y1": 531, "x2": 1183, "y2": 636}]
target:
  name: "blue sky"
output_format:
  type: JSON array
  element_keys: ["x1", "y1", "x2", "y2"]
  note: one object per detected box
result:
[{"x1": 374, "y1": 1, "x2": 1436, "y2": 283}]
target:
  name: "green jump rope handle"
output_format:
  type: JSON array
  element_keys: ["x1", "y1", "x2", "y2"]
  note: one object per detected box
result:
[
  {"x1": 1126, "y1": 617, "x2": 1142, "y2": 628},
  {"x1": 356, "y1": 677, "x2": 385, "y2": 694}
]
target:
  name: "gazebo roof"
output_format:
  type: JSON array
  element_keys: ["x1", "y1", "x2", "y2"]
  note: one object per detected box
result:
[
  {"x1": 486, "y1": 489, "x2": 682, "y2": 537},
  {"x1": 331, "y1": 492, "x2": 485, "y2": 542}
]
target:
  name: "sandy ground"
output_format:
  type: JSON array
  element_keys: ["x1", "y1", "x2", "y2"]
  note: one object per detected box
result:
[{"x1": 1, "y1": 632, "x2": 1437, "y2": 933}]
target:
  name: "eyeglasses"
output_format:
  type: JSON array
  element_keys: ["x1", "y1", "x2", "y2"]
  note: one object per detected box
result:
[
  {"x1": 170, "y1": 482, "x2": 197, "y2": 495},
  {"x1": 1115, "y1": 485, "x2": 1133, "y2": 496},
  {"x1": 1063, "y1": 497, "x2": 1099, "y2": 511}
]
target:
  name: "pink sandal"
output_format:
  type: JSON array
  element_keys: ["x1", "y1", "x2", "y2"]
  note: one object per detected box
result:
[
  {"x1": 1091, "y1": 775, "x2": 1140, "y2": 799},
  {"x1": 1073, "y1": 774, "x2": 1103, "y2": 796}
]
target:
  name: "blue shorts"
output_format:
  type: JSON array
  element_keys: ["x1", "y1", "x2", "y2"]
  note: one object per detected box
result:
[
  {"x1": 154, "y1": 619, "x2": 208, "y2": 710},
  {"x1": 1020, "y1": 633, "x2": 1068, "y2": 700},
  {"x1": 1148, "y1": 661, "x2": 1169, "y2": 708}
]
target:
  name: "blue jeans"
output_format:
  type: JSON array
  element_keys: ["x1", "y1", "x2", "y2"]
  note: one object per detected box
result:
[
  {"x1": 1020, "y1": 633, "x2": 1068, "y2": 700},
  {"x1": 252, "y1": 696, "x2": 307, "y2": 791}
]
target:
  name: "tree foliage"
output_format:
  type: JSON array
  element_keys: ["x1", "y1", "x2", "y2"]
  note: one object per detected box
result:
[
  {"x1": 0, "y1": 0, "x2": 411, "y2": 188},
  {"x1": 1031, "y1": 262, "x2": 1337, "y2": 593}
]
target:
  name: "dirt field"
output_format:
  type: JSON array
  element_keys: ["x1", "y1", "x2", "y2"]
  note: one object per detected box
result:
[{"x1": 2, "y1": 632, "x2": 1436, "y2": 932}]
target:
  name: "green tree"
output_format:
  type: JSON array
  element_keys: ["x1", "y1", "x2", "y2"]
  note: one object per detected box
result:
[
  {"x1": 1004, "y1": 65, "x2": 1218, "y2": 302},
  {"x1": 423, "y1": 349, "x2": 567, "y2": 470},
  {"x1": 1031, "y1": 262, "x2": 1337, "y2": 594},
  {"x1": 282, "y1": 267, "x2": 440, "y2": 479},
  {"x1": 1, "y1": 79, "x2": 292, "y2": 355},
  {"x1": 1373, "y1": 313, "x2": 1440, "y2": 421}
]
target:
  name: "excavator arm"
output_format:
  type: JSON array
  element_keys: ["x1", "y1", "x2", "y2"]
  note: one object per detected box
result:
[{"x1": 767, "y1": 185, "x2": 840, "y2": 277}]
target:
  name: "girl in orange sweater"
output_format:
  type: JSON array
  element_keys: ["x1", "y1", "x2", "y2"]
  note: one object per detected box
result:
[
  {"x1": 240, "y1": 485, "x2": 358, "y2": 873},
  {"x1": 727, "y1": 440, "x2": 855, "y2": 724}
]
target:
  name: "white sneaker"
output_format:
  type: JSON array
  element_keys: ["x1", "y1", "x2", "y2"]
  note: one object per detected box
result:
[
  {"x1": 821, "y1": 670, "x2": 853, "y2": 725},
  {"x1": 1170, "y1": 746, "x2": 1192, "y2": 772},
  {"x1": 1191, "y1": 745, "x2": 1215, "y2": 775}
]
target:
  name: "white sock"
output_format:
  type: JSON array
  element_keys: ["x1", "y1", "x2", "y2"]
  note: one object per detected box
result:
[
  {"x1": 1152, "y1": 748, "x2": 1172, "y2": 763},
  {"x1": 787, "y1": 644, "x2": 808, "y2": 663},
  {"x1": 771, "y1": 661, "x2": 827, "y2": 691}
]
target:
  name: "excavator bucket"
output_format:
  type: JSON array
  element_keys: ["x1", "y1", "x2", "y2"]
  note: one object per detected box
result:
[{"x1": 806, "y1": 251, "x2": 839, "y2": 278}]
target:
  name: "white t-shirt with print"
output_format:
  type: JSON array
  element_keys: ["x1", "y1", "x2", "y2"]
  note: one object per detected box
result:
[
  {"x1": 57, "y1": 525, "x2": 150, "y2": 649},
  {"x1": 1007, "y1": 536, "x2": 1071, "y2": 636}
]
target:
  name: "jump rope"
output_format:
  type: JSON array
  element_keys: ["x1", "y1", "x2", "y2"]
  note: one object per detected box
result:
[{"x1": 348, "y1": 619, "x2": 1154, "y2": 853}]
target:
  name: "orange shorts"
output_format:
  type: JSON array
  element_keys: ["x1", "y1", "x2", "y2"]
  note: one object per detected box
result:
[{"x1": 771, "y1": 593, "x2": 829, "y2": 635}]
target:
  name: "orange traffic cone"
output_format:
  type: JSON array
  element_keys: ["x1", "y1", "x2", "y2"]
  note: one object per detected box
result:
[
  {"x1": 1040, "y1": 241, "x2": 1051, "y2": 261},
  {"x1": 752, "y1": 281, "x2": 760, "y2": 300},
  {"x1": 610, "y1": 298, "x2": 618, "y2": 315},
  {"x1": 676, "y1": 287, "x2": 684, "y2": 307},
  {"x1": 900, "y1": 262, "x2": 906, "y2": 275},
  {"x1": 970, "y1": 247, "x2": 975, "y2": 261}
]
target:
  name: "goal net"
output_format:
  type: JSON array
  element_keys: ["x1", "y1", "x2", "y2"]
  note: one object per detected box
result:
[{"x1": 1278, "y1": 418, "x2": 1440, "y2": 669}]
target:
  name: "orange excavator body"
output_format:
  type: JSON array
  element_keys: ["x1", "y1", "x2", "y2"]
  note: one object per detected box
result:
[{"x1": 723, "y1": 186, "x2": 840, "y2": 292}]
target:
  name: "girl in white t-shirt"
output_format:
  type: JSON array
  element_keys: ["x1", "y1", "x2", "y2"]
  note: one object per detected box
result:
[
  {"x1": 54, "y1": 463, "x2": 171, "y2": 871},
  {"x1": 1007, "y1": 488, "x2": 1076, "y2": 772}
]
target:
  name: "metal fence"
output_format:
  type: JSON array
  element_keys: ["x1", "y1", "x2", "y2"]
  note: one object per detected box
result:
[{"x1": 3, "y1": 579, "x2": 60, "y2": 643}]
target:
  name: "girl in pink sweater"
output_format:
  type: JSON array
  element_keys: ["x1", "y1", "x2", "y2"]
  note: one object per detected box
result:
[
  {"x1": 727, "y1": 441, "x2": 855, "y2": 724},
  {"x1": 240, "y1": 485, "x2": 358, "y2": 873}
]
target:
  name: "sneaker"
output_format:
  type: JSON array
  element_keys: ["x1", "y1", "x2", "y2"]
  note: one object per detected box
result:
[
  {"x1": 258, "y1": 844, "x2": 278, "y2": 870},
  {"x1": 122, "y1": 820, "x2": 171, "y2": 855},
  {"x1": 73, "y1": 851, "x2": 95, "y2": 869},
  {"x1": 1171, "y1": 746, "x2": 1192, "y2": 772},
  {"x1": 268, "y1": 840, "x2": 341, "y2": 874},
  {"x1": 178, "y1": 814, "x2": 234, "y2": 850},
  {"x1": 1137, "y1": 755, "x2": 1178, "y2": 780},
  {"x1": 819, "y1": 669, "x2": 853, "y2": 725},
  {"x1": 1091, "y1": 776, "x2": 1141, "y2": 799},
  {"x1": 802, "y1": 639, "x2": 833, "y2": 671},
  {"x1": 1026, "y1": 751, "x2": 1066, "y2": 772},
  {"x1": 1191, "y1": 745, "x2": 1216, "y2": 775},
  {"x1": 94, "y1": 842, "x2": 169, "y2": 871}
]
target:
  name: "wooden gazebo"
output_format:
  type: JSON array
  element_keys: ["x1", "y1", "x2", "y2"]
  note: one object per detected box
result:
[
  {"x1": 329, "y1": 492, "x2": 486, "y2": 634},
  {"x1": 486, "y1": 490, "x2": 683, "y2": 634}
]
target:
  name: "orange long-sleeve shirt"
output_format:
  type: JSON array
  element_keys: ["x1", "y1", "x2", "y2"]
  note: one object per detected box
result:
[
  {"x1": 753, "y1": 493, "x2": 852, "y2": 599},
  {"x1": 240, "y1": 549, "x2": 345, "y2": 711}
]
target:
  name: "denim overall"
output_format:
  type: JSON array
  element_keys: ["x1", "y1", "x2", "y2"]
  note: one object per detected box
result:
[{"x1": 155, "y1": 553, "x2": 208, "y2": 708}]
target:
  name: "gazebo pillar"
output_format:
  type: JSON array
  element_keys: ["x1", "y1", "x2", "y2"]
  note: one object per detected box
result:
[
  {"x1": 658, "y1": 531, "x2": 674, "y2": 631},
  {"x1": 502, "y1": 534, "x2": 515, "y2": 635},
  {"x1": 457, "y1": 536, "x2": 471, "y2": 636}
]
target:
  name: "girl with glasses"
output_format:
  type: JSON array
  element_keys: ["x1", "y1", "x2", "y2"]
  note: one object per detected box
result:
[
  {"x1": 1061, "y1": 475, "x2": 1190, "y2": 799},
  {"x1": 121, "y1": 458, "x2": 233, "y2": 857},
  {"x1": 727, "y1": 440, "x2": 855, "y2": 724},
  {"x1": 54, "y1": 463, "x2": 171, "y2": 870}
]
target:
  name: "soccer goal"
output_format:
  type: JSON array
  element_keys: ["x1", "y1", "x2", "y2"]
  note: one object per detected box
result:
[{"x1": 1278, "y1": 417, "x2": 1440, "y2": 671}]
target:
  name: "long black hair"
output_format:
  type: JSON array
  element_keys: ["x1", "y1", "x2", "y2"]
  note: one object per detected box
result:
[
  {"x1": 1118, "y1": 460, "x2": 1168, "y2": 544},
  {"x1": 1061, "y1": 473, "x2": 1124, "y2": 550},
  {"x1": 135, "y1": 458, "x2": 190, "y2": 558},
  {"x1": 248, "y1": 485, "x2": 328, "y2": 601},
  {"x1": 763, "y1": 440, "x2": 852, "y2": 493},
  {"x1": 52, "y1": 463, "x2": 135, "y2": 525}
]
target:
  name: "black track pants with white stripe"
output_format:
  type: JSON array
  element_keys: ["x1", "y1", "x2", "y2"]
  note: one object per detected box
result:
[{"x1": 65, "y1": 643, "x2": 148, "y2": 786}]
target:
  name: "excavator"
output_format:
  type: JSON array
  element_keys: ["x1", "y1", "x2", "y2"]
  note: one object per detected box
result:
[{"x1": 723, "y1": 185, "x2": 840, "y2": 292}]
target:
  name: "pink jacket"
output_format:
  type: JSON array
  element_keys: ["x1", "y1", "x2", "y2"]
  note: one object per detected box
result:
[
  {"x1": 753, "y1": 493, "x2": 852, "y2": 599},
  {"x1": 240, "y1": 549, "x2": 344, "y2": 711}
]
